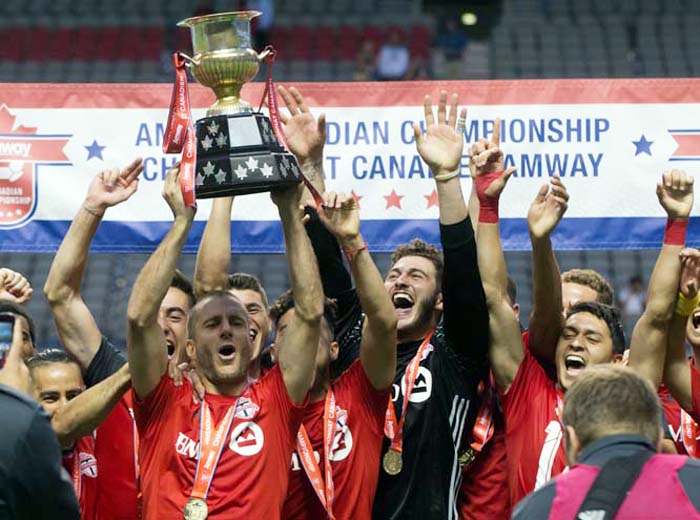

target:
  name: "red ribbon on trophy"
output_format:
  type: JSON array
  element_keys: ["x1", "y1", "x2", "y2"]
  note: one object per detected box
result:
[
  {"x1": 259, "y1": 46, "x2": 325, "y2": 210},
  {"x1": 163, "y1": 52, "x2": 197, "y2": 208}
]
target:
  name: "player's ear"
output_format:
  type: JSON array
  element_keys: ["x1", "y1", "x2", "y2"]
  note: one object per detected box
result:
[{"x1": 564, "y1": 425, "x2": 581, "y2": 467}]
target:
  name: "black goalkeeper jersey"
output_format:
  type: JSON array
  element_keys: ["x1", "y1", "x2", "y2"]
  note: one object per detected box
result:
[{"x1": 307, "y1": 213, "x2": 489, "y2": 519}]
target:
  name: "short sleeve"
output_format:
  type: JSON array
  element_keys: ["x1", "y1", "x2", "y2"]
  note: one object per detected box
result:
[
  {"x1": 83, "y1": 337, "x2": 126, "y2": 387},
  {"x1": 342, "y1": 360, "x2": 390, "y2": 436},
  {"x1": 133, "y1": 374, "x2": 181, "y2": 438},
  {"x1": 253, "y1": 366, "x2": 307, "y2": 445},
  {"x1": 500, "y1": 348, "x2": 550, "y2": 425}
]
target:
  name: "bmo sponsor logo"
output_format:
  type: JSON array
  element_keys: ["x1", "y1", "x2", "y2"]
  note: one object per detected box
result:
[
  {"x1": 392, "y1": 366, "x2": 433, "y2": 404},
  {"x1": 175, "y1": 420, "x2": 265, "y2": 459}
]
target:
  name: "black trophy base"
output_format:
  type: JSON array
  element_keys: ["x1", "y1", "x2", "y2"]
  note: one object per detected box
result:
[
  {"x1": 193, "y1": 112, "x2": 302, "y2": 199},
  {"x1": 195, "y1": 150, "x2": 302, "y2": 198}
]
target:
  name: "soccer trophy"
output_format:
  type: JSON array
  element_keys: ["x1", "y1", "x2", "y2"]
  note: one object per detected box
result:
[{"x1": 174, "y1": 11, "x2": 302, "y2": 199}]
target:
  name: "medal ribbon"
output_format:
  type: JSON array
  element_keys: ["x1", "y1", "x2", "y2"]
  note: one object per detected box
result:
[
  {"x1": 470, "y1": 375, "x2": 496, "y2": 452},
  {"x1": 190, "y1": 399, "x2": 237, "y2": 502},
  {"x1": 70, "y1": 450, "x2": 82, "y2": 501},
  {"x1": 163, "y1": 52, "x2": 196, "y2": 208},
  {"x1": 384, "y1": 331, "x2": 434, "y2": 455},
  {"x1": 258, "y1": 45, "x2": 325, "y2": 210},
  {"x1": 128, "y1": 406, "x2": 143, "y2": 512},
  {"x1": 296, "y1": 390, "x2": 338, "y2": 519},
  {"x1": 681, "y1": 408, "x2": 699, "y2": 458}
]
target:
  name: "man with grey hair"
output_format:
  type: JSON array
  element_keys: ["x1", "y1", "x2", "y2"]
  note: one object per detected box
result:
[{"x1": 513, "y1": 365, "x2": 700, "y2": 519}]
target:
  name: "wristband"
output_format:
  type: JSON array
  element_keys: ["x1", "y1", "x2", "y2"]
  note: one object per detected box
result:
[
  {"x1": 664, "y1": 218, "x2": 688, "y2": 246},
  {"x1": 343, "y1": 242, "x2": 368, "y2": 262},
  {"x1": 433, "y1": 169, "x2": 460, "y2": 183},
  {"x1": 676, "y1": 291, "x2": 699, "y2": 317},
  {"x1": 474, "y1": 171, "x2": 503, "y2": 224}
]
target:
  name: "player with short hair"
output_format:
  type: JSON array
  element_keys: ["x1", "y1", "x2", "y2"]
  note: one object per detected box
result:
[
  {"x1": 513, "y1": 365, "x2": 700, "y2": 519},
  {"x1": 129, "y1": 166, "x2": 324, "y2": 518},
  {"x1": 28, "y1": 349, "x2": 131, "y2": 520},
  {"x1": 195, "y1": 197, "x2": 272, "y2": 379},
  {"x1": 280, "y1": 84, "x2": 490, "y2": 518},
  {"x1": 471, "y1": 119, "x2": 692, "y2": 506},
  {"x1": 279, "y1": 190, "x2": 397, "y2": 519}
]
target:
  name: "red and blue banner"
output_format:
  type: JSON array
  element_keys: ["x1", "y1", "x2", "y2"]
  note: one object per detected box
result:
[{"x1": 0, "y1": 79, "x2": 699, "y2": 253}]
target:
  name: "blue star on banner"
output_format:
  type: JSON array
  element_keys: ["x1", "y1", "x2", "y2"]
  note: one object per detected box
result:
[
  {"x1": 85, "y1": 139, "x2": 106, "y2": 160},
  {"x1": 632, "y1": 135, "x2": 653, "y2": 156}
]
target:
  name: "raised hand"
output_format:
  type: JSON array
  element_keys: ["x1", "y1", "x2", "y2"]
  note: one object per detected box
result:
[
  {"x1": 162, "y1": 165, "x2": 195, "y2": 222},
  {"x1": 470, "y1": 118, "x2": 517, "y2": 198},
  {"x1": 316, "y1": 192, "x2": 361, "y2": 244},
  {"x1": 270, "y1": 182, "x2": 304, "y2": 213},
  {"x1": 527, "y1": 176, "x2": 570, "y2": 239},
  {"x1": 278, "y1": 86, "x2": 326, "y2": 165},
  {"x1": 84, "y1": 158, "x2": 143, "y2": 215},
  {"x1": 469, "y1": 117, "x2": 508, "y2": 174},
  {"x1": 657, "y1": 169, "x2": 694, "y2": 219},
  {"x1": 680, "y1": 248, "x2": 700, "y2": 298},
  {"x1": 0, "y1": 317, "x2": 33, "y2": 394},
  {"x1": 0, "y1": 268, "x2": 32, "y2": 303},
  {"x1": 413, "y1": 91, "x2": 465, "y2": 177}
]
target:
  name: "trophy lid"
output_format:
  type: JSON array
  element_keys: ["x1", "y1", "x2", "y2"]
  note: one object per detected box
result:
[{"x1": 178, "y1": 10, "x2": 261, "y2": 54}]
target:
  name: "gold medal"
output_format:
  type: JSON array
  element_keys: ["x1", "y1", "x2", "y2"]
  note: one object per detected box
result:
[
  {"x1": 383, "y1": 449, "x2": 403, "y2": 475},
  {"x1": 183, "y1": 497, "x2": 208, "y2": 520},
  {"x1": 459, "y1": 448, "x2": 476, "y2": 467}
]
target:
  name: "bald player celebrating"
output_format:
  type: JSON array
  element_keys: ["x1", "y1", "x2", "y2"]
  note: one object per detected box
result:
[{"x1": 128, "y1": 167, "x2": 324, "y2": 519}]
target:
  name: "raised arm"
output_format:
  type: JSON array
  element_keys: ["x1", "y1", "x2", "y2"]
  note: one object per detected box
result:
[
  {"x1": 413, "y1": 91, "x2": 468, "y2": 225},
  {"x1": 127, "y1": 167, "x2": 194, "y2": 398},
  {"x1": 664, "y1": 249, "x2": 700, "y2": 412},
  {"x1": 44, "y1": 159, "x2": 142, "y2": 369},
  {"x1": 278, "y1": 85, "x2": 353, "y2": 300},
  {"x1": 278, "y1": 85, "x2": 327, "y2": 197},
  {"x1": 193, "y1": 196, "x2": 233, "y2": 300},
  {"x1": 413, "y1": 91, "x2": 489, "y2": 359},
  {"x1": 52, "y1": 364, "x2": 131, "y2": 449},
  {"x1": 527, "y1": 175, "x2": 569, "y2": 363},
  {"x1": 316, "y1": 192, "x2": 397, "y2": 390},
  {"x1": 271, "y1": 186, "x2": 324, "y2": 404},
  {"x1": 470, "y1": 123, "x2": 529, "y2": 390},
  {"x1": 629, "y1": 170, "x2": 693, "y2": 388}
]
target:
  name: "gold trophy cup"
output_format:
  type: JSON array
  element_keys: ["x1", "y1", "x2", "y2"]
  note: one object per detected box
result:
[{"x1": 177, "y1": 11, "x2": 301, "y2": 198}]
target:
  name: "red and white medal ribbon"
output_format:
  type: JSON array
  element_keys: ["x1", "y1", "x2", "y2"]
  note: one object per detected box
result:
[
  {"x1": 70, "y1": 449, "x2": 82, "y2": 501},
  {"x1": 470, "y1": 375, "x2": 496, "y2": 453},
  {"x1": 681, "y1": 408, "x2": 699, "y2": 458},
  {"x1": 258, "y1": 45, "x2": 325, "y2": 210},
  {"x1": 189, "y1": 399, "x2": 237, "y2": 503},
  {"x1": 384, "y1": 331, "x2": 434, "y2": 458},
  {"x1": 296, "y1": 390, "x2": 338, "y2": 519},
  {"x1": 163, "y1": 52, "x2": 196, "y2": 208}
]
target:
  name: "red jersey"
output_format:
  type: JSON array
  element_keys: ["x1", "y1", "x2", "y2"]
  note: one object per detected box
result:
[
  {"x1": 93, "y1": 390, "x2": 139, "y2": 519},
  {"x1": 458, "y1": 408, "x2": 510, "y2": 520},
  {"x1": 282, "y1": 360, "x2": 389, "y2": 520},
  {"x1": 134, "y1": 365, "x2": 305, "y2": 519},
  {"x1": 500, "y1": 331, "x2": 567, "y2": 507},
  {"x1": 659, "y1": 383, "x2": 696, "y2": 455},
  {"x1": 63, "y1": 435, "x2": 99, "y2": 520}
]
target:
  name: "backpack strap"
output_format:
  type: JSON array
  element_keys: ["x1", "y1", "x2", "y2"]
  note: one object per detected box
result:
[{"x1": 575, "y1": 450, "x2": 654, "y2": 520}]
